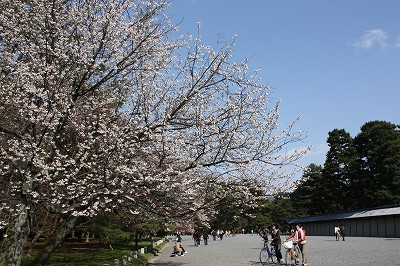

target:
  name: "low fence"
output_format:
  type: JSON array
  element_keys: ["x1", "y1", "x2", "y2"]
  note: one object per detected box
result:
[{"x1": 102, "y1": 238, "x2": 167, "y2": 266}]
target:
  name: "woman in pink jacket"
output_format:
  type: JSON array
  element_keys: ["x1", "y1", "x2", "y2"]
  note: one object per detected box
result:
[{"x1": 284, "y1": 224, "x2": 307, "y2": 266}]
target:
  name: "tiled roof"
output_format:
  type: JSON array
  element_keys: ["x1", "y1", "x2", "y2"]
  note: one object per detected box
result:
[{"x1": 286, "y1": 205, "x2": 400, "y2": 224}]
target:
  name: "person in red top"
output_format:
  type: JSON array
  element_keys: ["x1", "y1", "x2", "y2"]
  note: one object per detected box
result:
[{"x1": 284, "y1": 224, "x2": 308, "y2": 266}]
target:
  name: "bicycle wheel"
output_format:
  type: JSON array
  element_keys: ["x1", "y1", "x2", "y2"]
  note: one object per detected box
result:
[
  {"x1": 259, "y1": 248, "x2": 272, "y2": 264},
  {"x1": 294, "y1": 245, "x2": 302, "y2": 265},
  {"x1": 285, "y1": 249, "x2": 293, "y2": 266},
  {"x1": 270, "y1": 246, "x2": 277, "y2": 263}
]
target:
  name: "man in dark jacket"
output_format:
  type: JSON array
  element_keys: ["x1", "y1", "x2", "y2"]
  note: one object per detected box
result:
[
  {"x1": 203, "y1": 231, "x2": 209, "y2": 245},
  {"x1": 339, "y1": 224, "x2": 346, "y2": 241},
  {"x1": 271, "y1": 225, "x2": 284, "y2": 264}
]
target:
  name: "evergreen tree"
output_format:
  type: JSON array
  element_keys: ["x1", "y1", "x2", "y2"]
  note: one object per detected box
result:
[
  {"x1": 247, "y1": 198, "x2": 273, "y2": 231},
  {"x1": 322, "y1": 129, "x2": 357, "y2": 211},
  {"x1": 352, "y1": 121, "x2": 400, "y2": 208},
  {"x1": 291, "y1": 164, "x2": 325, "y2": 215},
  {"x1": 270, "y1": 192, "x2": 295, "y2": 230},
  {"x1": 292, "y1": 121, "x2": 400, "y2": 215}
]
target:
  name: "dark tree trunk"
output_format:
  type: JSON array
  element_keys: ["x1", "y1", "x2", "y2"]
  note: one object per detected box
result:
[
  {"x1": 0, "y1": 203, "x2": 31, "y2": 266},
  {"x1": 29, "y1": 216, "x2": 79, "y2": 266},
  {"x1": 135, "y1": 232, "x2": 140, "y2": 247}
]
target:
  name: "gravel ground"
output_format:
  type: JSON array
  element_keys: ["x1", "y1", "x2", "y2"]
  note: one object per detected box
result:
[{"x1": 148, "y1": 234, "x2": 400, "y2": 266}]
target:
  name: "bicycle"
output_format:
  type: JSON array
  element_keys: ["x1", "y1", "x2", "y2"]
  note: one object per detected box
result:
[
  {"x1": 259, "y1": 240, "x2": 276, "y2": 264},
  {"x1": 283, "y1": 241, "x2": 302, "y2": 266}
]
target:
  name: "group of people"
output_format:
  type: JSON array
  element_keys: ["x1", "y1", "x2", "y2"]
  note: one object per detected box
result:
[
  {"x1": 211, "y1": 229, "x2": 233, "y2": 240},
  {"x1": 172, "y1": 229, "x2": 227, "y2": 256},
  {"x1": 260, "y1": 224, "x2": 308, "y2": 266},
  {"x1": 334, "y1": 224, "x2": 346, "y2": 241},
  {"x1": 193, "y1": 230, "x2": 209, "y2": 246},
  {"x1": 172, "y1": 224, "x2": 309, "y2": 265}
]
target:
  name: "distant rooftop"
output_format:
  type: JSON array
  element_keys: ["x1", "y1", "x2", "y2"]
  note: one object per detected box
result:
[{"x1": 286, "y1": 205, "x2": 400, "y2": 224}]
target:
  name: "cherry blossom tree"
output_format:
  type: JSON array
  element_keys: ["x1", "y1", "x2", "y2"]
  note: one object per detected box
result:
[{"x1": 0, "y1": 0, "x2": 307, "y2": 264}]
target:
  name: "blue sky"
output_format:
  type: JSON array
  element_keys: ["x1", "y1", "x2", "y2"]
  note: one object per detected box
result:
[{"x1": 166, "y1": 0, "x2": 400, "y2": 172}]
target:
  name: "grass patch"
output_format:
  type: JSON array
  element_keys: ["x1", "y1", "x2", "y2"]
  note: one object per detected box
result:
[{"x1": 21, "y1": 239, "x2": 165, "y2": 266}]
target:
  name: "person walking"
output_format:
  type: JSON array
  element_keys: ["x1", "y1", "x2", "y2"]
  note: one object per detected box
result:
[
  {"x1": 195, "y1": 230, "x2": 202, "y2": 246},
  {"x1": 334, "y1": 225, "x2": 340, "y2": 241},
  {"x1": 339, "y1": 224, "x2": 346, "y2": 241},
  {"x1": 271, "y1": 225, "x2": 284, "y2": 264},
  {"x1": 193, "y1": 230, "x2": 201, "y2": 246},
  {"x1": 203, "y1": 231, "x2": 209, "y2": 245},
  {"x1": 219, "y1": 229, "x2": 224, "y2": 240},
  {"x1": 211, "y1": 230, "x2": 217, "y2": 241}
]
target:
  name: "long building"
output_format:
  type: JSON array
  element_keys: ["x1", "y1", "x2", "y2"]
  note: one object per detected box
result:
[{"x1": 286, "y1": 205, "x2": 400, "y2": 237}]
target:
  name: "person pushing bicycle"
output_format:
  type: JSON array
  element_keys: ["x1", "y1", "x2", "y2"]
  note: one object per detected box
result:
[{"x1": 284, "y1": 224, "x2": 308, "y2": 266}]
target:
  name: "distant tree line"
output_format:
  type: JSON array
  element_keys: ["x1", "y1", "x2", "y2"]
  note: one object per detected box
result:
[
  {"x1": 209, "y1": 120, "x2": 400, "y2": 231},
  {"x1": 291, "y1": 120, "x2": 400, "y2": 215}
]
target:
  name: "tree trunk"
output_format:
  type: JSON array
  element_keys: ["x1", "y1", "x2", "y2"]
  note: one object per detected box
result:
[
  {"x1": 0, "y1": 203, "x2": 31, "y2": 266},
  {"x1": 135, "y1": 232, "x2": 140, "y2": 247},
  {"x1": 28, "y1": 230, "x2": 43, "y2": 257},
  {"x1": 29, "y1": 216, "x2": 79, "y2": 266}
]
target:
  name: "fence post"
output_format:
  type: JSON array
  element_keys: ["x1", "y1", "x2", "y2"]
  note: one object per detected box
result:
[{"x1": 121, "y1": 255, "x2": 127, "y2": 266}]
